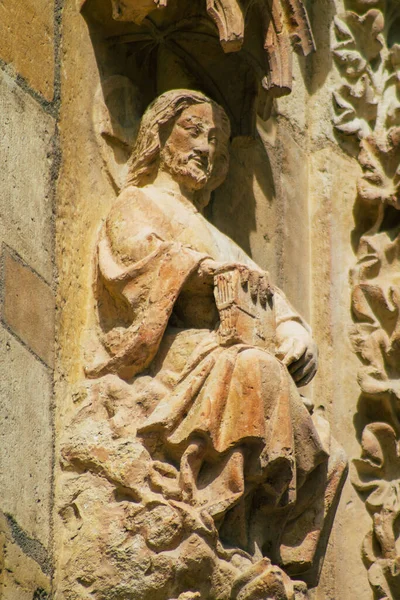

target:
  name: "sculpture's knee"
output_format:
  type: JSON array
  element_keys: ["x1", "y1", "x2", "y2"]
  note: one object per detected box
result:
[{"x1": 238, "y1": 347, "x2": 281, "y2": 370}]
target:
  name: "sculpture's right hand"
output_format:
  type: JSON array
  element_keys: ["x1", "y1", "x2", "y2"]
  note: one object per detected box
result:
[{"x1": 275, "y1": 323, "x2": 318, "y2": 387}]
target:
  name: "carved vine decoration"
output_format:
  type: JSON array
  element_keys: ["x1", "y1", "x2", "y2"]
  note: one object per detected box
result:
[{"x1": 333, "y1": 1, "x2": 400, "y2": 598}]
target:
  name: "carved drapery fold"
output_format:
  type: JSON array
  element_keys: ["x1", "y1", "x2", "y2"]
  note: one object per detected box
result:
[{"x1": 333, "y1": 1, "x2": 400, "y2": 598}]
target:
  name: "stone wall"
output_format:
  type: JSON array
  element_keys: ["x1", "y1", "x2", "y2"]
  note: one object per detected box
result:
[
  {"x1": 0, "y1": 0, "x2": 395, "y2": 598},
  {"x1": 0, "y1": 1, "x2": 61, "y2": 597},
  {"x1": 53, "y1": 2, "x2": 370, "y2": 599}
]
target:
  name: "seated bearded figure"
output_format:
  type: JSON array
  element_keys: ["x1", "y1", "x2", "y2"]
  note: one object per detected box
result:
[{"x1": 61, "y1": 90, "x2": 347, "y2": 600}]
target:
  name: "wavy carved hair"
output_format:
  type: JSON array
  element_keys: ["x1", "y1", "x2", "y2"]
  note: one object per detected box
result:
[{"x1": 126, "y1": 89, "x2": 231, "y2": 191}]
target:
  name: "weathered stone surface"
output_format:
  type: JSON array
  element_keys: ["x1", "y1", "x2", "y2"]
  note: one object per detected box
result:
[
  {"x1": 0, "y1": 70, "x2": 55, "y2": 282},
  {"x1": 278, "y1": 125, "x2": 310, "y2": 320},
  {"x1": 0, "y1": 511, "x2": 50, "y2": 600},
  {"x1": 330, "y1": 3, "x2": 400, "y2": 597},
  {"x1": 50, "y1": 1, "x2": 398, "y2": 598},
  {"x1": 0, "y1": 0, "x2": 55, "y2": 100},
  {"x1": 309, "y1": 147, "x2": 371, "y2": 599},
  {"x1": 0, "y1": 326, "x2": 53, "y2": 547},
  {"x1": 3, "y1": 250, "x2": 55, "y2": 368}
]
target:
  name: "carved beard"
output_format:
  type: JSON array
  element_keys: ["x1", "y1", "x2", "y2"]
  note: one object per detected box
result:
[{"x1": 159, "y1": 141, "x2": 212, "y2": 191}]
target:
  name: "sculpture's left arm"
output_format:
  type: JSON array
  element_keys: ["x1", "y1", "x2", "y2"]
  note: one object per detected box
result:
[{"x1": 274, "y1": 287, "x2": 318, "y2": 387}]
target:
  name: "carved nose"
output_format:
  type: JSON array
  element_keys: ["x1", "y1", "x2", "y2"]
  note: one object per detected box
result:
[{"x1": 195, "y1": 145, "x2": 209, "y2": 158}]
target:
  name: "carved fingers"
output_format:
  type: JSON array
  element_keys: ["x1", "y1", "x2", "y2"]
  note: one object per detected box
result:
[
  {"x1": 289, "y1": 341, "x2": 318, "y2": 387},
  {"x1": 276, "y1": 333, "x2": 318, "y2": 387},
  {"x1": 235, "y1": 265, "x2": 272, "y2": 306}
]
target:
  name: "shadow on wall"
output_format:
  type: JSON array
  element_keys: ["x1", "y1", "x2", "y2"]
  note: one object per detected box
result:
[
  {"x1": 303, "y1": 0, "x2": 337, "y2": 95},
  {"x1": 209, "y1": 135, "x2": 275, "y2": 261}
]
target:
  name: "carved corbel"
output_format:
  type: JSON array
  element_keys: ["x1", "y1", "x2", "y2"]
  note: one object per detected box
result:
[
  {"x1": 261, "y1": 0, "x2": 293, "y2": 95},
  {"x1": 282, "y1": 0, "x2": 315, "y2": 55}
]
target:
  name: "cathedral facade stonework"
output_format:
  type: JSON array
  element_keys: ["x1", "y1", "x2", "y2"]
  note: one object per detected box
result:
[{"x1": 1, "y1": 1, "x2": 400, "y2": 599}]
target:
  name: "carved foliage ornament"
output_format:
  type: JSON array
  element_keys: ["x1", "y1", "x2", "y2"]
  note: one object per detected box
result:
[{"x1": 333, "y1": 1, "x2": 400, "y2": 598}]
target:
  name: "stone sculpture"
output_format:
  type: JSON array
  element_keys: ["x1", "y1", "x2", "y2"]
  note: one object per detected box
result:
[{"x1": 58, "y1": 89, "x2": 347, "y2": 600}]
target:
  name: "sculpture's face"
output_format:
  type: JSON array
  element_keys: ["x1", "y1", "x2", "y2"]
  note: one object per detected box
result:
[{"x1": 160, "y1": 102, "x2": 229, "y2": 192}]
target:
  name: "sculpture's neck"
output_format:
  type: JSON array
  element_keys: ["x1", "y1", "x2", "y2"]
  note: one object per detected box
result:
[{"x1": 152, "y1": 169, "x2": 209, "y2": 213}]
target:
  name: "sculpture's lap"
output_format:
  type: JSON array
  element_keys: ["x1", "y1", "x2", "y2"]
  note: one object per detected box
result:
[{"x1": 147, "y1": 332, "x2": 324, "y2": 471}]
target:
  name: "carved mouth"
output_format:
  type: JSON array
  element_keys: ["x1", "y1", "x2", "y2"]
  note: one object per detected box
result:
[{"x1": 190, "y1": 156, "x2": 208, "y2": 170}]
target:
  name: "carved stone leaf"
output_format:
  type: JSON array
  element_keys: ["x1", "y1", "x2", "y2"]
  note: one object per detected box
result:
[
  {"x1": 390, "y1": 37, "x2": 400, "y2": 65},
  {"x1": 333, "y1": 48, "x2": 367, "y2": 78},
  {"x1": 364, "y1": 423, "x2": 395, "y2": 465},
  {"x1": 337, "y1": 2, "x2": 400, "y2": 595},
  {"x1": 353, "y1": 423, "x2": 400, "y2": 513},
  {"x1": 389, "y1": 44, "x2": 400, "y2": 115},
  {"x1": 334, "y1": 10, "x2": 384, "y2": 82},
  {"x1": 334, "y1": 16, "x2": 355, "y2": 44},
  {"x1": 333, "y1": 76, "x2": 377, "y2": 137},
  {"x1": 390, "y1": 45, "x2": 400, "y2": 71},
  {"x1": 387, "y1": 99, "x2": 400, "y2": 129},
  {"x1": 368, "y1": 558, "x2": 400, "y2": 600},
  {"x1": 345, "y1": 10, "x2": 384, "y2": 62},
  {"x1": 357, "y1": 129, "x2": 400, "y2": 207}
]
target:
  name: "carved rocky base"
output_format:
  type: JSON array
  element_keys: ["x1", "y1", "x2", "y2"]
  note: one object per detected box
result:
[
  {"x1": 57, "y1": 374, "x2": 346, "y2": 600},
  {"x1": 58, "y1": 473, "x2": 308, "y2": 600}
]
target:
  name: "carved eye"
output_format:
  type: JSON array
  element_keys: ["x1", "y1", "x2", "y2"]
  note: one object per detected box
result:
[{"x1": 186, "y1": 125, "x2": 200, "y2": 137}]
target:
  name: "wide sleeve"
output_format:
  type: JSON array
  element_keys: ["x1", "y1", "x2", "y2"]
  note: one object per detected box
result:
[
  {"x1": 273, "y1": 287, "x2": 311, "y2": 333},
  {"x1": 85, "y1": 190, "x2": 210, "y2": 380}
]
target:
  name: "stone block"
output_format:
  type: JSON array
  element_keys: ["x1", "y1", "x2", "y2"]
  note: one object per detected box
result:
[
  {"x1": 0, "y1": 512, "x2": 50, "y2": 599},
  {"x1": 0, "y1": 326, "x2": 53, "y2": 547},
  {"x1": 0, "y1": 70, "x2": 55, "y2": 282},
  {"x1": 0, "y1": 0, "x2": 55, "y2": 100},
  {"x1": 278, "y1": 124, "x2": 310, "y2": 320},
  {"x1": 212, "y1": 136, "x2": 278, "y2": 278},
  {"x1": 309, "y1": 147, "x2": 372, "y2": 599},
  {"x1": 2, "y1": 249, "x2": 55, "y2": 368}
]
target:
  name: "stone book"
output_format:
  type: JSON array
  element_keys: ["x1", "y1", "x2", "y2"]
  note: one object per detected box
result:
[{"x1": 214, "y1": 268, "x2": 276, "y2": 351}]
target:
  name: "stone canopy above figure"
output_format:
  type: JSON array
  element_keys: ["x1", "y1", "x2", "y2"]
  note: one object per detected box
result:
[
  {"x1": 59, "y1": 89, "x2": 347, "y2": 600},
  {"x1": 79, "y1": 0, "x2": 316, "y2": 131}
]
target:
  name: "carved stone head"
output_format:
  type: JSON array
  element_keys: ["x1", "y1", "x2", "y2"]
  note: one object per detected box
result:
[{"x1": 127, "y1": 89, "x2": 231, "y2": 200}]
